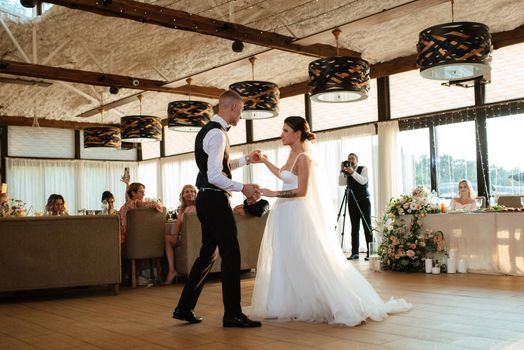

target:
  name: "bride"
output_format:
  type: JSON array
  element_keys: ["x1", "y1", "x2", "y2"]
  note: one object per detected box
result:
[{"x1": 251, "y1": 116, "x2": 411, "y2": 326}]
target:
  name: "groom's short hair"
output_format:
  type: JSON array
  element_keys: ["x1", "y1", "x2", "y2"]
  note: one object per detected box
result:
[{"x1": 219, "y1": 90, "x2": 243, "y2": 108}]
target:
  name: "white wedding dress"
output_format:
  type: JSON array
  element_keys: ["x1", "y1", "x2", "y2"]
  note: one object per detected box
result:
[{"x1": 251, "y1": 151, "x2": 411, "y2": 326}]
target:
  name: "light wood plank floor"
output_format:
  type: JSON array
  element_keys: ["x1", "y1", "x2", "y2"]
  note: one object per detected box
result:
[{"x1": 2, "y1": 260, "x2": 524, "y2": 350}]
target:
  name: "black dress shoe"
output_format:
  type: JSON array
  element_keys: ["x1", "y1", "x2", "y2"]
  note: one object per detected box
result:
[
  {"x1": 349, "y1": 253, "x2": 360, "y2": 260},
  {"x1": 223, "y1": 313, "x2": 262, "y2": 328},
  {"x1": 172, "y1": 306, "x2": 203, "y2": 324},
  {"x1": 364, "y1": 256, "x2": 370, "y2": 261}
]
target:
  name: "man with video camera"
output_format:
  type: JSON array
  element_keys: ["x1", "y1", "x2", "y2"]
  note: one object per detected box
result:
[{"x1": 338, "y1": 153, "x2": 372, "y2": 261}]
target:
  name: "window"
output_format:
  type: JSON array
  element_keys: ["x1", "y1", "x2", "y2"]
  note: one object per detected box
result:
[
  {"x1": 390, "y1": 70, "x2": 474, "y2": 119},
  {"x1": 9, "y1": 126, "x2": 75, "y2": 159},
  {"x1": 252, "y1": 95, "x2": 305, "y2": 141},
  {"x1": 138, "y1": 160, "x2": 159, "y2": 200},
  {"x1": 311, "y1": 79, "x2": 378, "y2": 131},
  {"x1": 80, "y1": 131, "x2": 137, "y2": 161},
  {"x1": 434, "y1": 122, "x2": 477, "y2": 197},
  {"x1": 141, "y1": 142, "x2": 160, "y2": 160},
  {"x1": 486, "y1": 43, "x2": 524, "y2": 103},
  {"x1": 487, "y1": 114, "x2": 524, "y2": 196},
  {"x1": 164, "y1": 127, "x2": 197, "y2": 156},
  {"x1": 399, "y1": 128, "x2": 431, "y2": 194}
]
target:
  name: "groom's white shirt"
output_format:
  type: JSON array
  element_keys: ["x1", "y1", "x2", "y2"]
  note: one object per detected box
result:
[{"x1": 203, "y1": 115, "x2": 247, "y2": 192}]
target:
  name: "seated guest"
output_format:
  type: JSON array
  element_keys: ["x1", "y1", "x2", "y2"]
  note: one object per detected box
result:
[
  {"x1": 0, "y1": 191, "x2": 13, "y2": 217},
  {"x1": 101, "y1": 191, "x2": 118, "y2": 215},
  {"x1": 119, "y1": 182, "x2": 163, "y2": 244},
  {"x1": 164, "y1": 184, "x2": 197, "y2": 284},
  {"x1": 449, "y1": 180, "x2": 477, "y2": 211},
  {"x1": 44, "y1": 194, "x2": 69, "y2": 216}
]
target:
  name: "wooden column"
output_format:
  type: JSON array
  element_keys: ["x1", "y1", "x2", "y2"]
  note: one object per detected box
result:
[
  {"x1": 74, "y1": 130, "x2": 81, "y2": 159},
  {"x1": 429, "y1": 123, "x2": 437, "y2": 192},
  {"x1": 0, "y1": 126, "x2": 7, "y2": 184},
  {"x1": 304, "y1": 94, "x2": 313, "y2": 129},
  {"x1": 160, "y1": 128, "x2": 166, "y2": 158},
  {"x1": 377, "y1": 76, "x2": 391, "y2": 121},
  {"x1": 474, "y1": 80, "x2": 490, "y2": 200},
  {"x1": 246, "y1": 120, "x2": 254, "y2": 144}
]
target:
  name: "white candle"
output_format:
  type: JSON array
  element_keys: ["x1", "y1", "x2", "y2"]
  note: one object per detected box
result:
[
  {"x1": 449, "y1": 249, "x2": 457, "y2": 259},
  {"x1": 447, "y1": 258, "x2": 456, "y2": 273},
  {"x1": 458, "y1": 259, "x2": 467, "y2": 273},
  {"x1": 432, "y1": 266, "x2": 441, "y2": 274},
  {"x1": 425, "y1": 258, "x2": 433, "y2": 273}
]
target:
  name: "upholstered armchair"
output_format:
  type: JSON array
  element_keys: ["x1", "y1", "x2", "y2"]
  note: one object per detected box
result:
[
  {"x1": 497, "y1": 195, "x2": 523, "y2": 208},
  {"x1": 122, "y1": 207, "x2": 166, "y2": 288}
]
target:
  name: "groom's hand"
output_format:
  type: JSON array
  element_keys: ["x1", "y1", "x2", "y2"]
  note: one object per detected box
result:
[
  {"x1": 249, "y1": 150, "x2": 262, "y2": 164},
  {"x1": 242, "y1": 184, "x2": 260, "y2": 198}
]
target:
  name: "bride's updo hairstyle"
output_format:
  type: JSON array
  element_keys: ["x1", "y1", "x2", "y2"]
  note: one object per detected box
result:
[{"x1": 284, "y1": 116, "x2": 316, "y2": 142}]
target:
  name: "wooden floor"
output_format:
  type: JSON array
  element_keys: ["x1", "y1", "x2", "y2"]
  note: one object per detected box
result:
[{"x1": 2, "y1": 260, "x2": 524, "y2": 350}]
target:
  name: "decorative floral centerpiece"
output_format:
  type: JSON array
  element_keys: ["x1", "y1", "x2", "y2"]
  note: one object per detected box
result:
[
  {"x1": 379, "y1": 186, "x2": 447, "y2": 272},
  {"x1": 10, "y1": 199, "x2": 27, "y2": 217}
]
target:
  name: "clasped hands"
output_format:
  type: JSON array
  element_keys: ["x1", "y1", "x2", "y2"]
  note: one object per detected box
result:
[{"x1": 242, "y1": 149, "x2": 271, "y2": 199}]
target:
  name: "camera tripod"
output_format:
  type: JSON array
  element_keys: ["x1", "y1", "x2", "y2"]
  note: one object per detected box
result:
[{"x1": 335, "y1": 182, "x2": 372, "y2": 259}]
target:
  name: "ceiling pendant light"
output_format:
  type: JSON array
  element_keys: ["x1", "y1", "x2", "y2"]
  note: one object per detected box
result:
[
  {"x1": 168, "y1": 78, "x2": 213, "y2": 132},
  {"x1": 121, "y1": 95, "x2": 162, "y2": 143},
  {"x1": 309, "y1": 29, "x2": 370, "y2": 103},
  {"x1": 229, "y1": 57, "x2": 280, "y2": 119},
  {"x1": 84, "y1": 105, "x2": 121, "y2": 151},
  {"x1": 416, "y1": 0, "x2": 492, "y2": 81}
]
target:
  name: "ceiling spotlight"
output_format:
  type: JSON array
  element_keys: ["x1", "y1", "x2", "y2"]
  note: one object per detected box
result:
[
  {"x1": 109, "y1": 86, "x2": 119, "y2": 94},
  {"x1": 232, "y1": 40, "x2": 244, "y2": 53}
]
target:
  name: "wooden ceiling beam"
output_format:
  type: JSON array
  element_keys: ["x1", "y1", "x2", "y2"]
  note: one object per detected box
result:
[
  {"x1": 0, "y1": 116, "x2": 118, "y2": 130},
  {"x1": 0, "y1": 59, "x2": 223, "y2": 98},
  {"x1": 44, "y1": 0, "x2": 360, "y2": 58}
]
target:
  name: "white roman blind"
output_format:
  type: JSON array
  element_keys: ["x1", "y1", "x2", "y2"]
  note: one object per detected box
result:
[{"x1": 8, "y1": 126, "x2": 74, "y2": 158}]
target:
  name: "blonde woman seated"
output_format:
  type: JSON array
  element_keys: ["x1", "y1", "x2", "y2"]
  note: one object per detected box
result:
[
  {"x1": 0, "y1": 191, "x2": 13, "y2": 217},
  {"x1": 449, "y1": 180, "x2": 478, "y2": 211},
  {"x1": 119, "y1": 182, "x2": 163, "y2": 244},
  {"x1": 164, "y1": 184, "x2": 197, "y2": 284},
  {"x1": 44, "y1": 194, "x2": 69, "y2": 216}
]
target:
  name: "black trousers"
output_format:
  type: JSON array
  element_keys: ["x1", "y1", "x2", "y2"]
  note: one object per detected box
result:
[
  {"x1": 348, "y1": 194, "x2": 372, "y2": 256},
  {"x1": 177, "y1": 191, "x2": 242, "y2": 317}
]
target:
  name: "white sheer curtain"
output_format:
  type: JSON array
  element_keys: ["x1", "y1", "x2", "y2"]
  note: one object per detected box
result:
[
  {"x1": 377, "y1": 120, "x2": 401, "y2": 217},
  {"x1": 7, "y1": 158, "x2": 137, "y2": 214},
  {"x1": 161, "y1": 153, "x2": 199, "y2": 210},
  {"x1": 316, "y1": 125, "x2": 377, "y2": 252},
  {"x1": 138, "y1": 159, "x2": 160, "y2": 200}
]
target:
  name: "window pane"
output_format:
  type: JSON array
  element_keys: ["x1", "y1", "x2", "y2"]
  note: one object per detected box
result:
[
  {"x1": 141, "y1": 141, "x2": 160, "y2": 160},
  {"x1": 486, "y1": 43, "x2": 524, "y2": 103},
  {"x1": 390, "y1": 70, "x2": 474, "y2": 119},
  {"x1": 311, "y1": 79, "x2": 378, "y2": 131},
  {"x1": 252, "y1": 95, "x2": 305, "y2": 141},
  {"x1": 435, "y1": 121, "x2": 477, "y2": 197},
  {"x1": 228, "y1": 119, "x2": 246, "y2": 146},
  {"x1": 164, "y1": 127, "x2": 196, "y2": 155},
  {"x1": 399, "y1": 128, "x2": 431, "y2": 194},
  {"x1": 80, "y1": 132, "x2": 137, "y2": 161},
  {"x1": 487, "y1": 114, "x2": 524, "y2": 195},
  {"x1": 9, "y1": 126, "x2": 75, "y2": 159}
]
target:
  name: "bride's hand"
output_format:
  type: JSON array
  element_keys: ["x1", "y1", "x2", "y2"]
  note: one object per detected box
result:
[
  {"x1": 260, "y1": 153, "x2": 269, "y2": 163},
  {"x1": 260, "y1": 188, "x2": 275, "y2": 197}
]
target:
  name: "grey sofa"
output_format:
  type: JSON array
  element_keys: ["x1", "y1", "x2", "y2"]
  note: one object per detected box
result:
[
  {"x1": 0, "y1": 215, "x2": 121, "y2": 294},
  {"x1": 174, "y1": 211, "x2": 268, "y2": 275}
]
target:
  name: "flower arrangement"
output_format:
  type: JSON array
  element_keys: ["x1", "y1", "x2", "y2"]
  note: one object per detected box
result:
[
  {"x1": 10, "y1": 199, "x2": 27, "y2": 217},
  {"x1": 379, "y1": 186, "x2": 447, "y2": 272}
]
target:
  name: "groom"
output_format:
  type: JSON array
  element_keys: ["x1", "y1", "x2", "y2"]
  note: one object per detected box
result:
[{"x1": 172, "y1": 90, "x2": 262, "y2": 328}]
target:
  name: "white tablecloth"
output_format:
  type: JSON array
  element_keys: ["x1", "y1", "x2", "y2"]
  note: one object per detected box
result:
[{"x1": 421, "y1": 212, "x2": 524, "y2": 276}]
